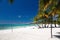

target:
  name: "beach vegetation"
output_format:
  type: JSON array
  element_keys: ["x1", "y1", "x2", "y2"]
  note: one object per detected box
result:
[{"x1": 34, "y1": 0, "x2": 60, "y2": 27}]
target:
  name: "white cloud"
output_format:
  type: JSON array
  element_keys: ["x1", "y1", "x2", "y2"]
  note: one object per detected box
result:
[{"x1": 18, "y1": 16, "x2": 21, "y2": 18}]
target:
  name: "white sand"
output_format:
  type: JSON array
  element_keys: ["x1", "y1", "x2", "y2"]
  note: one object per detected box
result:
[{"x1": 0, "y1": 26, "x2": 60, "y2": 40}]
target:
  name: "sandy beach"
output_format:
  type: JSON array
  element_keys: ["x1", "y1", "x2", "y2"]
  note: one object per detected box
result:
[{"x1": 0, "y1": 26, "x2": 60, "y2": 40}]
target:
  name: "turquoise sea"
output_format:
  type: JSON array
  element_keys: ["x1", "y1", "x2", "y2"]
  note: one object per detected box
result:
[{"x1": 0, "y1": 24, "x2": 35, "y2": 30}]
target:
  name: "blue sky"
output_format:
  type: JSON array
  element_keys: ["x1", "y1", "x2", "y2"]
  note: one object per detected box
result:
[{"x1": 0, "y1": 0, "x2": 38, "y2": 24}]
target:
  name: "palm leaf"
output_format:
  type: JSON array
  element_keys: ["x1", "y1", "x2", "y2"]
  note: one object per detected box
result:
[{"x1": 9, "y1": 0, "x2": 14, "y2": 4}]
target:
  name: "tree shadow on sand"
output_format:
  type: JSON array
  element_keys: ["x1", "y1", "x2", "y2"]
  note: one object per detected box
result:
[
  {"x1": 54, "y1": 35, "x2": 60, "y2": 39},
  {"x1": 54, "y1": 32, "x2": 60, "y2": 39}
]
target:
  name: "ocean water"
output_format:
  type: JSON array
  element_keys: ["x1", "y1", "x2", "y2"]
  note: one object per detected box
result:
[{"x1": 0, "y1": 24, "x2": 35, "y2": 30}]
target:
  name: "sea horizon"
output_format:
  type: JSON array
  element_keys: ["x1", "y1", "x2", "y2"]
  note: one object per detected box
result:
[{"x1": 0, "y1": 23, "x2": 35, "y2": 30}]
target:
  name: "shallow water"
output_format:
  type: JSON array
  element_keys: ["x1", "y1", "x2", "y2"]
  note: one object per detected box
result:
[{"x1": 0, "y1": 24, "x2": 35, "y2": 30}]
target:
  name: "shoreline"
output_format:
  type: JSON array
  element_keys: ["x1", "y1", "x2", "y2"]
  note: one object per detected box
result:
[{"x1": 0, "y1": 26, "x2": 60, "y2": 40}]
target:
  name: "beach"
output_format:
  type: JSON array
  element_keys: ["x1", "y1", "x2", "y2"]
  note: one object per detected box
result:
[{"x1": 0, "y1": 26, "x2": 60, "y2": 40}]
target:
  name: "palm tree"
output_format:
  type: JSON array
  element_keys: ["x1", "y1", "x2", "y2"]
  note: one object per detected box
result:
[
  {"x1": 34, "y1": 0, "x2": 60, "y2": 28},
  {"x1": 9, "y1": 0, "x2": 14, "y2": 4},
  {"x1": 8, "y1": 0, "x2": 14, "y2": 32}
]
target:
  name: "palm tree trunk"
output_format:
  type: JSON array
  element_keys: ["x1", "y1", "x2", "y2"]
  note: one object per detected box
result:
[{"x1": 54, "y1": 20, "x2": 56, "y2": 28}]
